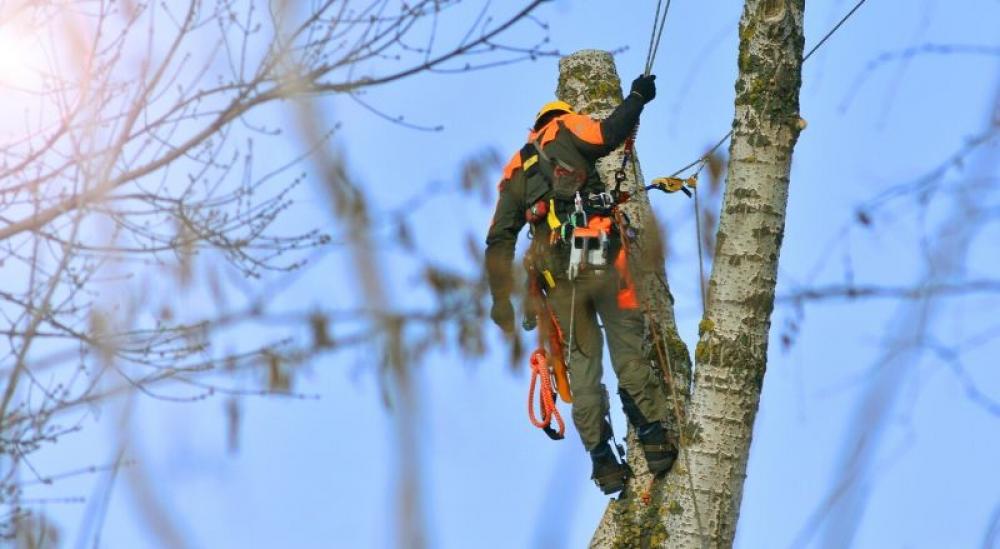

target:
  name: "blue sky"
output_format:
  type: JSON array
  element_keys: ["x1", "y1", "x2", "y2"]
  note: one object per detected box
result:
[{"x1": 21, "y1": 1, "x2": 1000, "y2": 547}]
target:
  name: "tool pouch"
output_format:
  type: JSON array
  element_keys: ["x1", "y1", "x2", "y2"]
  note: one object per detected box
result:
[
  {"x1": 529, "y1": 139, "x2": 587, "y2": 202},
  {"x1": 549, "y1": 160, "x2": 587, "y2": 201}
]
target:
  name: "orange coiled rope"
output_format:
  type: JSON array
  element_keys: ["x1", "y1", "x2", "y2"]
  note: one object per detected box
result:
[{"x1": 528, "y1": 349, "x2": 565, "y2": 440}]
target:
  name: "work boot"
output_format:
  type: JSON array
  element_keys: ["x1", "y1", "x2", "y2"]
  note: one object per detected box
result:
[
  {"x1": 589, "y1": 441, "x2": 628, "y2": 495},
  {"x1": 638, "y1": 422, "x2": 678, "y2": 476}
]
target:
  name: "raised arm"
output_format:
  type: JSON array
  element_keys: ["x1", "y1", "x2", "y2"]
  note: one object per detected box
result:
[{"x1": 560, "y1": 74, "x2": 657, "y2": 158}]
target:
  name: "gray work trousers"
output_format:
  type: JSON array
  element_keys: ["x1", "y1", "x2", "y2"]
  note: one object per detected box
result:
[{"x1": 547, "y1": 267, "x2": 671, "y2": 451}]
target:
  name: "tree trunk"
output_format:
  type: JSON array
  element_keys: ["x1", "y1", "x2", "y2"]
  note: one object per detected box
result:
[
  {"x1": 556, "y1": 51, "x2": 695, "y2": 547},
  {"x1": 556, "y1": 51, "x2": 692, "y2": 396},
  {"x1": 580, "y1": 0, "x2": 806, "y2": 546}
]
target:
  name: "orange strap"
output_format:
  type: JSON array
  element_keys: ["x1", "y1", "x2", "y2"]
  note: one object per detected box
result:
[
  {"x1": 528, "y1": 349, "x2": 565, "y2": 440},
  {"x1": 527, "y1": 270, "x2": 573, "y2": 404},
  {"x1": 612, "y1": 209, "x2": 639, "y2": 310},
  {"x1": 614, "y1": 247, "x2": 639, "y2": 310},
  {"x1": 546, "y1": 310, "x2": 573, "y2": 404}
]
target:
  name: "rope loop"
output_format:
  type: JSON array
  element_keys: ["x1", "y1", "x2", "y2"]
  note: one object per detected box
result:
[{"x1": 527, "y1": 349, "x2": 565, "y2": 440}]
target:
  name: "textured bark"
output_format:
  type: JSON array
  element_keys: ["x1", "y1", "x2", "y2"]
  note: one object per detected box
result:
[
  {"x1": 573, "y1": 49, "x2": 700, "y2": 546},
  {"x1": 583, "y1": 0, "x2": 806, "y2": 546},
  {"x1": 685, "y1": 1, "x2": 804, "y2": 544},
  {"x1": 555, "y1": 50, "x2": 694, "y2": 548},
  {"x1": 557, "y1": 51, "x2": 692, "y2": 397}
]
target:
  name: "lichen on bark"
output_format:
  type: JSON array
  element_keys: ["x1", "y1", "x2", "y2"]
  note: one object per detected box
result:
[
  {"x1": 554, "y1": 50, "x2": 697, "y2": 549},
  {"x1": 683, "y1": 0, "x2": 806, "y2": 545},
  {"x1": 583, "y1": 0, "x2": 806, "y2": 547}
]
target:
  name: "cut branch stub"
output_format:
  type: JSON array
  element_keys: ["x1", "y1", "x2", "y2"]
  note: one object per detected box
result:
[{"x1": 557, "y1": 50, "x2": 624, "y2": 117}]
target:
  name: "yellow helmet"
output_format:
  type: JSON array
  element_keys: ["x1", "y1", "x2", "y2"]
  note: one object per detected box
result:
[{"x1": 534, "y1": 100, "x2": 575, "y2": 128}]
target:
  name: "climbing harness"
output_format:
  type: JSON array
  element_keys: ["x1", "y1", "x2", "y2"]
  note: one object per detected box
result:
[
  {"x1": 516, "y1": 0, "x2": 876, "y2": 523},
  {"x1": 592, "y1": 0, "x2": 871, "y2": 524},
  {"x1": 567, "y1": 193, "x2": 612, "y2": 280}
]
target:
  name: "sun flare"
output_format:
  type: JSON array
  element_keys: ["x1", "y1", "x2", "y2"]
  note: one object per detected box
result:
[{"x1": 0, "y1": 24, "x2": 41, "y2": 91}]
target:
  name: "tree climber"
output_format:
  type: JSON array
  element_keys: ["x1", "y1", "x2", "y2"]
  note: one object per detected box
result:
[{"x1": 485, "y1": 74, "x2": 677, "y2": 495}]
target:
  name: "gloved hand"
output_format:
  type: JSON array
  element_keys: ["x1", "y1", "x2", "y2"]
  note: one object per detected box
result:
[
  {"x1": 490, "y1": 298, "x2": 516, "y2": 334},
  {"x1": 522, "y1": 312, "x2": 538, "y2": 332},
  {"x1": 522, "y1": 296, "x2": 539, "y2": 332},
  {"x1": 630, "y1": 74, "x2": 657, "y2": 103}
]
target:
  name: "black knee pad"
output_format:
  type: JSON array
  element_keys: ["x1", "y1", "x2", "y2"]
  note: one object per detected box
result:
[
  {"x1": 618, "y1": 386, "x2": 649, "y2": 427},
  {"x1": 618, "y1": 359, "x2": 673, "y2": 429}
]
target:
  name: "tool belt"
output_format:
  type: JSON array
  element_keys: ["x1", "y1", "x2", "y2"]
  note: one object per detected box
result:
[
  {"x1": 524, "y1": 193, "x2": 638, "y2": 311},
  {"x1": 531, "y1": 191, "x2": 615, "y2": 220},
  {"x1": 525, "y1": 208, "x2": 620, "y2": 280}
]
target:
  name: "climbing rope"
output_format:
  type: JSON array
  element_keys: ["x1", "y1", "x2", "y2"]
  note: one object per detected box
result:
[
  {"x1": 643, "y1": 0, "x2": 673, "y2": 76},
  {"x1": 645, "y1": 314, "x2": 707, "y2": 539},
  {"x1": 692, "y1": 182, "x2": 708, "y2": 311},
  {"x1": 595, "y1": 0, "x2": 873, "y2": 539},
  {"x1": 664, "y1": 0, "x2": 871, "y2": 180},
  {"x1": 612, "y1": 0, "x2": 674, "y2": 195},
  {"x1": 634, "y1": 0, "x2": 876, "y2": 445},
  {"x1": 614, "y1": 205, "x2": 707, "y2": 540},
  {"x1": 528, "y1": 349, "x2": 565, "y2": 440},
  {"x1": 517, "y1": 0, "x2": 872, "y2": 513},
  {"x1": 654, "y1": 0, "x2": 871, "y2": 316}
]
